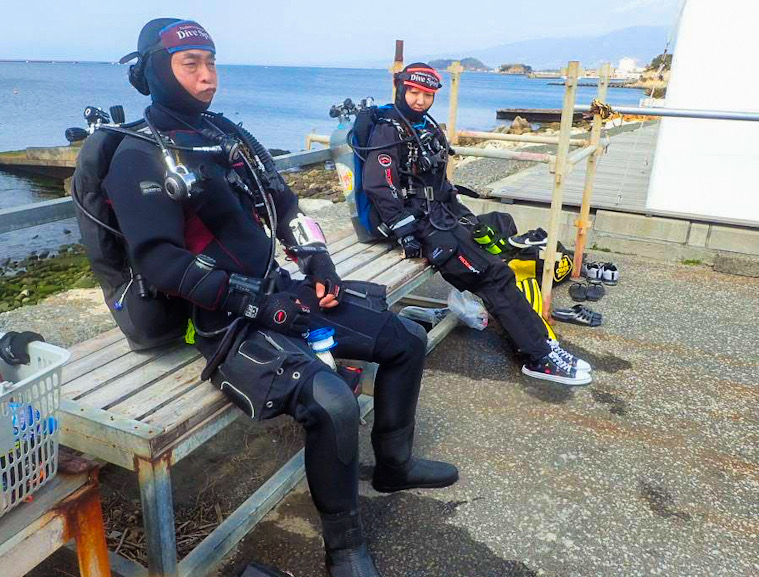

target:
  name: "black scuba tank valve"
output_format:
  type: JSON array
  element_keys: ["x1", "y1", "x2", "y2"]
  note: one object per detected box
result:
[{"x1": 84, "y1": 106, "x2": 110, "y2": 125}]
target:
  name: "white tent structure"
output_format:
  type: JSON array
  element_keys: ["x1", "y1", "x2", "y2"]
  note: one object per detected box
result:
[{"x1": 646, "y1": 0, "x2": 759, "y2": 224}]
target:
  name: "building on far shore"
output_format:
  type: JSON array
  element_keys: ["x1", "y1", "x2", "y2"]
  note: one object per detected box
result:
[{"x1": 613, "y1": 57, "x2": 645, "y2": 80}]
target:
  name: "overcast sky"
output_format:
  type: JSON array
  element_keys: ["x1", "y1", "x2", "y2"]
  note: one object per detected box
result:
[{"x1": 1, "y1": 0, "x2": 682, "y2": 66}]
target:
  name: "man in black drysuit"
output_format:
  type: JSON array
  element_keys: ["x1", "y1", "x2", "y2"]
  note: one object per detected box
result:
[
  {"x1": 361, "y1": 63, "x2": 592, "y2": 386},
  {"x1": 106, "y1": 20, "x2": 458, "y2": 577}
]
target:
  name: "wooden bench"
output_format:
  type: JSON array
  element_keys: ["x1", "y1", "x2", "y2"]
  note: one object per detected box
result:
[
  {"x1": 0, "y1": 450, "x2": 110, "y2": 577},
  {"x1": 57, "y1": 232, "x2": 458, "y2": 577}
]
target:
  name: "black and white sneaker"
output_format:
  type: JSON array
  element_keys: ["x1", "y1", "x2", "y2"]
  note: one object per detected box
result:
[
  {"x1": 522, "y1": 351, "x2": 592, "y2": 386},
  {"x1": 508, "y1": 228, "x2": 548, "y2": 248},
  {"x1": 548, "y1": 340, "x2": 591, "y2": 372}
]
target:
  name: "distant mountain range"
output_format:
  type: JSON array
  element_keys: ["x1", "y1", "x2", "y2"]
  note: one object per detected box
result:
[{"x1": 434, "y1": 26, "x2": 671, "y2": 70}]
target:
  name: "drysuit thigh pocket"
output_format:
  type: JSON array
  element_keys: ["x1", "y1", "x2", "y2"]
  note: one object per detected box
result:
[
  {"x1": 423, "y1": 231, "x2": 491, "y2": 290},
  {"x1": 213, "y1": 335, "x2": 286, "y2": 421}
]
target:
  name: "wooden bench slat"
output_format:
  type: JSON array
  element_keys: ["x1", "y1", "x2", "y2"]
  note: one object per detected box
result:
[
  {"x1": 62, "y1": 339, "x2": 134, "y2": 385},
  {"x1": 109, "y1": 357, "x2": 208, "y2": 421},
  {"x1": 66, "y1": 328, "x2": 125, "y2": 364},
  {"x1": 281, "y1": 233, "x2": 363, "y2": 276},
  {"x1": 323, "y1": 231, "x2": 359, "y2": 253},
  {"x1": 335, "y1": 243, "x2": 394, "y2": 278},
  {"x1": 329, "y1": 241, "x2": 371, "y2": 267},
  {"x1": 75, "y1": 346, "x2": 201, "y2": 410},
  {"x1": 62, "y1": 343, "x2": 180, "y2": 401},
  {"x1": 143, "y1": 383, "x2": 229, "y2": 443},
  {"x1": 344, "y1": 249, "x2": 404, "y2": 283},
  {"x1": 376, "y1": 259, "x2": 431, "y2": 294}
]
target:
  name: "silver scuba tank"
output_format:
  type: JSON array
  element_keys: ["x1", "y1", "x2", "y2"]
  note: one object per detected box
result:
[{"x1": 329, "y1": 98, "x2": 377, "y2": 243}]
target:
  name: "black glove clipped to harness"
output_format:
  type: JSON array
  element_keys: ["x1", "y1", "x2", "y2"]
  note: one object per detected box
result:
[
  {"x1": 224, "y1": 274, "x2": 311, "y2": 336},
  {"x1": 399, "y1": 235, "x2": 423, "y2": 259},
  {"x1": 0, "y1": 331, "x2": 45, "y2": 366}
]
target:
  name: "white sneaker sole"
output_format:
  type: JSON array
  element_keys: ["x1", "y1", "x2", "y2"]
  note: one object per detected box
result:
[{"x1": 521, "y1": 365, "x2": 592, "y2": 386}]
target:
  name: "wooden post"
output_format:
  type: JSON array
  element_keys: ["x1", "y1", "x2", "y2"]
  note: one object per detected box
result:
[
  {"x1": 572, "y1": 62, "x2": 610, "y2": 279},
  {"x1": 446, "y1": 61, "x2": 464, "y2": 180},
  {"x1": 390, "y1": 40, "x2": 404, "y2": 101},
  {"x1": 540, "y1": 61, "x2": 581, "y2": 318}
]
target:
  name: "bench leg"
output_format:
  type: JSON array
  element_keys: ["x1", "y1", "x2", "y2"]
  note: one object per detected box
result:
[
  {"x1": 137, "y1": 456, "x2": 178, "y2": 577},
  {"x1": 73, "y1": 484, "x2": 112, "y2": 577}
]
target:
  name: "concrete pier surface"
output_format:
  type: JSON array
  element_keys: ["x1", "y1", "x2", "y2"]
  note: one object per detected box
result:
[{"x1": 218, "y1": 249, "x2": 758, "y2": 577}]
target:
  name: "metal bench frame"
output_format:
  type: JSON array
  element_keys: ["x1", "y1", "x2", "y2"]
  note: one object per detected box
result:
[{"x1": 0, "y1": 457, "x2": 110, "y2": 577}]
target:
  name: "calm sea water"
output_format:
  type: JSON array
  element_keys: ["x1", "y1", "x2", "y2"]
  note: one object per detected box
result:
[{"x1": 0, "y1": 62, "x2": 644, "y2": 259}]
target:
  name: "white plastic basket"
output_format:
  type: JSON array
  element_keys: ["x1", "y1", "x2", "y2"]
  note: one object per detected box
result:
[{"x1": 0, "y1": 335, "x2": 70, "y2": 517}]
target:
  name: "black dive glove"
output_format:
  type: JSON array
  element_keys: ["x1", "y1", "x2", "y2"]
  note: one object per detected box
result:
[
  {"x1": 0, "y1": 331, "x2": 45, "y2": 366},
  {"x1": 224, "y1": 274, "x2": 311, "y2": 335},
  {"x1": 303, "y1": 251, "x2": 342, "y2": 301},
  {"x1": 256, "y1": 293, "x2": 311, "y2": 335},
  {"x1": 399, "y1": 235, "x2": 423, "y2": 259}
]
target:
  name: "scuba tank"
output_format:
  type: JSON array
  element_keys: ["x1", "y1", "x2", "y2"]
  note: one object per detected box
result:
[{"x1": 329, "y1": 98, "x2": 389, "y2": 243}]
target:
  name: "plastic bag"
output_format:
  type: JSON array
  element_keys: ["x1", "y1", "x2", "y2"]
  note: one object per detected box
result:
[{"x1": 447, "y1": 289, "x2": 488, "y2": 331}]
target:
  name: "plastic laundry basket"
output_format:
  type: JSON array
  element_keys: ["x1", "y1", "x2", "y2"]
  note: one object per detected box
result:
[{"x1": 0, "y1": 335, "x2": 70, "y2": 517}]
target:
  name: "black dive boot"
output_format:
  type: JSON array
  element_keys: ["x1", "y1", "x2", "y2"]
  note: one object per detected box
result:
[
  {"x1": 371, "y1": 424, "x2": 459, "y2": 493},
  {"x1": 321, "y1": 510, "x2": 382, "y2": 577}
]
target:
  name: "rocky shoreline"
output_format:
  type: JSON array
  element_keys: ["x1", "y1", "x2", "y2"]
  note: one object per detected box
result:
[{"x1": 0, "y1": 245, "x2": 95, "y2": 314}]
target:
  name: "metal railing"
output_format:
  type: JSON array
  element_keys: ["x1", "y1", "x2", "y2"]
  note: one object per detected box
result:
[{"x1": 0, "y1": 145, "x2": 349, "y2": 236}]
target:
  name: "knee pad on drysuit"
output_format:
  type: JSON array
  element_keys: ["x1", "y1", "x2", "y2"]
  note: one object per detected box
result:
[
  {"x1": 373, "y1": 314, "x2": 428, "y2": 364},
  {"x1": 298, "y1": 371, "x2": 360, "y2": 466}
]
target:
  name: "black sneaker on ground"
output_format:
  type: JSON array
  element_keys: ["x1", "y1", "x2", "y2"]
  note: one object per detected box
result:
[
  {"x1": 508, "y1": 227, "x2": 548, "y2": 248},
  {"x1": 522, "y1": 351, "x2": 592, "y2": 386}
]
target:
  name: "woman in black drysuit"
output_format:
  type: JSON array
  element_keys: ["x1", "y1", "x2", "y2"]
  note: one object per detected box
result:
[
  {"x1": 105, "y1": 20, "x2": 457, "y2": 577},
  {"x1": 360, "y1": 63, "x2": 592, "y2": 386}
]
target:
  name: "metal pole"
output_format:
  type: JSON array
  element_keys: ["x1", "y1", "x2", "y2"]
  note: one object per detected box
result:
[
  {"x1": 390, "y1": 40, "x2": 404, "y2": 101},
  {"x1": 576, "y1": 104, "x2": 759, "y2": 122},
  {"x1": 565, "y1": 142, "x2": 605, "y2": 166},
  {"x1": 457, "y1": 130, "x2": 588, "y2": 147},
  {"x1": 572, "y1": 62, "x2": 610, "y2": 280},
  {"x1": 450, "y1": 145, "x2": 554, "y2": 164},
  {"x1": 540, "y1": 61, "x2": 581, "y2": 318}
]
